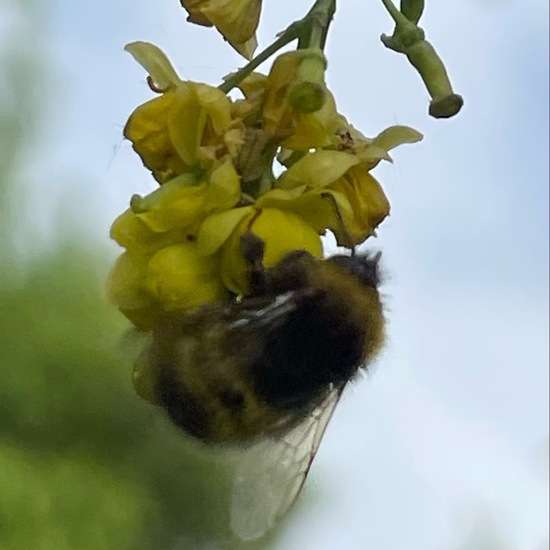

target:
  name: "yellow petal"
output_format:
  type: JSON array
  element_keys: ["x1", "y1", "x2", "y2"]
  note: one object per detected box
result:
[
  {"x1": 145, "y1": 243, "x2": 228, "y2": 311},
  {"x1": 277, "y1": 150, "x2": 360, "y2": 190},
  {"x1": 125, "y1": 41, "x2": 181, "y2": 92},
  {"x1": 223, "y1": 126, "x2": 246, "y2": 159},
  {"x1": 235, "y1": 71, "x2": 267, "y2": 98},
  {"x1": 205, "y1": 156, "x2": 241, "y2": 211},
  {"x1": 130, "y1": 174, "x2": 206, "y2": 233},
  {"x1": 371, "y1": 125, "x2": 423, "y2": 152},
  {"x1": 110, "y1": 208, "x2": 189, "y2": 253},
  {"x1": 124, "y1": 81, "x2": 234, "y2": 182},
  {"x1": 196, "y1": 206, "x2": 254, "y2": 256},
  {"x1": 262, "y1": 50, "x2": 307, "y2": 136},
  {"x1": 119, "y1": 306, "x2": 165, "y2": 331},
  {"x1": 263, "y1": 49, "x2": 333, "y2": 145},
  {"x1": 257, "y1": 187, "x2": 354, "y2": 236},
  {"x1": 201, "y1": 0, "x2": 261, "y2": 44},
  {"x1": 106, "y1": 252, "x2": 153, "y2": 311},
  {"x1": 124, "y1": 93, "x2": 189, "y2": 183},
  {"x1": 230, "y1": 35, "x2": 258, "y2": 60},
  {"x1": 335, "y1": 118, "x2": 423, "y2": 169},
  {"x1": 182, "y1": 0, "x2": 262, "y2": 58},
  {"x1": 106, "y1": 252, "x2": 165, "y2": 329},
  {"x1": 329, "y1": 166, "x2": 390, "y2": 246},
  {"x1": 181, "y1": 0, "x2": 213, "y2": 26},
  {"x1": 167, "y1": 82, "x2": 233, "y2": 166},
  {"x1": 281, "y1": 91, "x2": 340, "y2": 150},
  {"x1": 229, "y1": 72, "x2": 266, "y2": 123}
]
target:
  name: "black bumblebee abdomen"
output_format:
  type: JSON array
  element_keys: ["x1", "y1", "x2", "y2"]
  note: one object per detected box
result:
[
  {"x1": 147, "y1": 252, "x2": 383, "y2": 444},
  {"x1": 251, "y1": 289, "x2": 366, "y2": 410},
  {"x1": 155, "y1": 361, "x2": 212, "y2": 439}
]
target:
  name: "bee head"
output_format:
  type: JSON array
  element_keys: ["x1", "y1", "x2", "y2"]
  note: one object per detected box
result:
[{"x1": 326, "y1": 251, "x2": 382, "y2": 289}]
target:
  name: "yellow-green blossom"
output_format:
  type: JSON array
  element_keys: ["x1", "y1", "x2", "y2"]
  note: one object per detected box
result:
[
  {"x1": 329, "y1": 166, "x2": 390, "y2": 247},
  {"x1": 124, "y1": 82, "x2": 237, "y2": 182},
  {"x1": 110, "y1": 41, "x2": 423, "y2": 333},
  {"x1": 124, "y1": 94, "x2": 188, "y2": 183},
  {"x1": 335, "y1": 117, "x2": 423, "y2": 170},
  {"x1": 262, "y1": 50, "x2": 339, "y2": 149},
  {"x1": 180, "y1": 0, "x2": 262, "y2": 59},
  {"x1": 124, "y1": 42, "x2": 242, "y2": 183},
  {"x1": 107, "y1": 242, "x2": 227, "y2": 328},
  {"x1": 255, "y1": 150, "x2": 390, "y2": 247},
  {"x1": 108, "y1": 160, "x2": 240, "y2": 323},
  {"x1": 127, "y1": 158, "x2": 241, "y2": 236},
  {"x1": 145, "y1": 242, "x2": 228, "y2": 311},
  {"x1": 110, "y1": 208, "x2": 190, "y2": 254},
  {"x1": 106, "y1": 252, "x2": 164, "y2": 330}
]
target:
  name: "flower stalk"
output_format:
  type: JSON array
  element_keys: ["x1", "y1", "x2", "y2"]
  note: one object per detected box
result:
[
  {"x1": 219, "y1": 0, "x2": 336, "y2": 94},
  {"x1": 107, "y1": 0, "x2": 460, "y2": 331},
  {"x1": 380, "y1": 0, "x2": 463, "y2": 118}
]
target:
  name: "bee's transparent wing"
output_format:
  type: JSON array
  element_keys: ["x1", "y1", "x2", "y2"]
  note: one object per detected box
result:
[{"x1": 230, "y1": 386, "x2": 344, "y2": 540}]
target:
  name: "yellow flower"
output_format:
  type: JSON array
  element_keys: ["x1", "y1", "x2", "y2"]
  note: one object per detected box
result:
[
  {"x1": 276, "y1": 150, "x2": 360, "y2": 190},
  {"x1": 105, "y1": 252, "x2": 164, "y2": 330},
  {"x1": 124, "y1": 93, "x2": 189, "y2": 183},
  {"x1": 106, "y1": 242, "x2": 228, "y2": 329},
  {"x1": 255, "y1": 186, "x2": 352, "y2": 240},
  {"x1": 110, "y1": 152, "x2": 241, "y2": 258},
  {"x1": 329, "y1": 166, "x2": 390, "y2": 247},
  {"x1": 145, "y1": 242, "x2": 228, "y2": 311},
  {"x1": 124, "y1": 83, "x2": 235, "y2": 183},
  {"x1": 125, "y1": 158, "x2": 241, "y2": 236},
  {"x1": 262, "y1": 50, "x2": 339, "y2": 149},
  {"x1": 198, "y1": 207, "x2": 322, "y2": 295},
  {"x1": 335, "y1": 117, "x2": 423, "y2": 170},
  {"x1": 112, "y1": 43, "x2": 424, "y2": 335},
  {"x1": 235, "y1": 72, "x2": 267, "y2": 99},
  {"x1": 124, "y1": 42, "x2": 181, "y2": 92},
  {"x1": 128, "y1": 173, "x2": 205, "y2": 234},
  {"x1": 110, "y1": 208, "x2": 190, "y2": 254},
  {"x1": 124, "y1": 42, "x2": 239, "y2": 183},
  {"x1": 181, "y1": 0, "x2": 262, "y2": 59},
  {"x1": 280, "y1": 91, "x2": 340, "y2": 151},
  {"x1": 256, "y1": 149, "x2": 390, "y2": 247},
  {"x1": 196, "y1": 205, "x2": 254, "y2": 256},
  {"x1": 108, "y1": 158, "x2": 241, "y2": 327}
]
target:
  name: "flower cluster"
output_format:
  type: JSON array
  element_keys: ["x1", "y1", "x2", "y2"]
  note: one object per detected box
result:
[{"x1": 107, "y1": 41, "x2": 422, "y2": 329}]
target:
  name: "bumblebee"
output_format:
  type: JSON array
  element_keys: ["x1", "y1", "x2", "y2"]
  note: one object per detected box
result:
[{"x1": 136, "y1": 233, "x2": 385, "y2": 539}]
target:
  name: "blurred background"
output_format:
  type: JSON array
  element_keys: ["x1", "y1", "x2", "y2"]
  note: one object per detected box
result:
[{"x1": 0, "y1": 0, "x2": 548, "y2": 549}]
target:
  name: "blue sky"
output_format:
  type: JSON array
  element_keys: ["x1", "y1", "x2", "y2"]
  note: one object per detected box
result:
[{"x1": 8, "y1": 0, "x2": 549, "y2": 548}]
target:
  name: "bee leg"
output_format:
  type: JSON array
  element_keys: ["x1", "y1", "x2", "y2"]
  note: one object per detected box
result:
[
  {"x1": 240, "y1": 231, "x2": 269, "y2": 296},
  {"x1": 241, "y1": 230, "x2": 265, "y2": 266}
]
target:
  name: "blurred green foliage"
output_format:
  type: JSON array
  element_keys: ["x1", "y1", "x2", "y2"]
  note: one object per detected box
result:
[
  {"x1": 0, "y1": 246, "x2": 270, "y2": 549},
  {"x1": 0, "y1": 2, "x2": 277, "y2": 549}
]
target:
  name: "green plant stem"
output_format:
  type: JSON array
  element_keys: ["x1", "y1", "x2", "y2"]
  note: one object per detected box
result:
[
  {"x1": 219, "y1": 30, "x2": 300, "y2": 93},
  {"x1": 219, "y1": 0, "x2": 336, "y2": 93},
  {"x1": 300, "y1": 0, "x2": 336, "y2": 50},
  {"x1": 400, "y1": 0, "x2": 425, "y2": 24},
  {"x1": 379, "y1": 0, "x2": 463, "y2": 118},
  {"x1": 380, "y1": 0, "x2": 408, "y2": 26}
]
